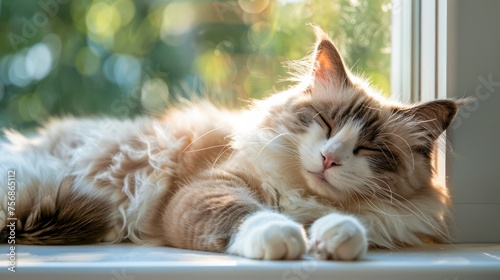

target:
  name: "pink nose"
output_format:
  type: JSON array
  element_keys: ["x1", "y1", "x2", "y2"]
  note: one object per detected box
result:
[{"x1": 322, "y1": 153, "x2": 342, "y2": 169}]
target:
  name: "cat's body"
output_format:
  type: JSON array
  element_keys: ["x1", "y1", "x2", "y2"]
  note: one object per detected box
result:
[{"x1": 1, "y1": 28, "x2": 460, "y2": 260}]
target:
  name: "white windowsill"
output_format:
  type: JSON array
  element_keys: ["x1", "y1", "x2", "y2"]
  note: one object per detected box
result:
[{"x1": 1, "y1": 243, "x2": 499, "y2": 280}]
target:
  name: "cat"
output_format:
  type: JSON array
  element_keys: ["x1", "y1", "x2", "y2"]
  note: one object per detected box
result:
[{"x1": 0, "y1": 26, "x2": 463, "y2": 261}]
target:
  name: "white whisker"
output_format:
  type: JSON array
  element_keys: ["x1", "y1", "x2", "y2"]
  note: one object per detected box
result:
[{"x1": 182, "y1": 125, "x2": 229, "y2": 153}]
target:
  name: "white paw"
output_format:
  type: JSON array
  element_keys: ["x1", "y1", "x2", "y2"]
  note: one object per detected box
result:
[
  {"x1": 228, "y1": 211, "x2": 308, "y2": 260},
  {"x1": 309, "y1": 213, "x2": 368, "y2": 261}
]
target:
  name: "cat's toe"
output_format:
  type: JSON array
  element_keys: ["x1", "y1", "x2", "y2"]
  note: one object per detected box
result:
[
  {"x1": 255, "y1": 222, "x2": 307, "y2": 260},
  {"x1": 228, "y1": 211, "x2": 308, "y2": 260},
  {"x1": 309, "y1": 213, "x2": 368, "y2": 261}
]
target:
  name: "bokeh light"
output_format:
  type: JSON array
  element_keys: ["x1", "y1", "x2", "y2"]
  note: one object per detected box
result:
[
  {"x1": 0, "y1": 0, "x2": 392, "y2": 131},
  {"x1": 25, "y1": 43, "x2": 52, "y2": 80},
  {"x1": 248, "y1": 21, "x2": 276, "y2": 49},
  {"x1": 86, "y1": 2, "x2": 122, "y2": 37},
  {"x1": 9, "y1": 54, "x2": 32, "y2": 87},
  {"x1": 114, "y1": 54, "x2": 141, "y2": 90},
  {"x1": 239, "y1": 0, "x2": 271, "y2": 14},
  {"x1": 141, "y1": 77, "x2": 170, "y2": 113},
  {"x1": 160, "y1": 2, "x2": 195, "y2": 46},
  {"x1": 196, "y1": 49, "x2": 237, "y2": 85}
]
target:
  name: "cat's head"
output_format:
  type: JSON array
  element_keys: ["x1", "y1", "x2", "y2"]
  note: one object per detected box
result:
[{"x1": 251, "y1": 27, "x2": 462, "y2": 204}]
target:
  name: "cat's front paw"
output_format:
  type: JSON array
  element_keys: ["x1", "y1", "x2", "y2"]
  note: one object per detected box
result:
[
  {"x1": 228, "y1": 211, "x2": 308, "y2": 260},
  {"x1": 309, "y1": 213, "x2": 368, "y2": 261}
]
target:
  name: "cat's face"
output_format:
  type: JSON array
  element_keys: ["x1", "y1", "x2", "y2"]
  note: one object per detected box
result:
[
  {"x1": 293, "y1": 90, "x2": 428, "y2": 202},
  {"x1": 269, "y1": 27, "x2": 459, "y2": 203}
]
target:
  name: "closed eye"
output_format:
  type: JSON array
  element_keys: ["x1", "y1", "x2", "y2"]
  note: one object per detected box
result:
[
  {"x1": 353, "y1": 146, "x2": 384, "y2": 155},
  {"x1": 315, "y1": 113, "x2": 332, "y2": 136}
]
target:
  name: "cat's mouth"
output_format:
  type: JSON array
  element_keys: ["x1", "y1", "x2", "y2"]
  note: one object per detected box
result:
[
  {"x1": 307, "y1": 170, "x2": 327, "y2": 182},
  {"x1": 307, "y1": 170, "x2": 341, "y2": 191}
]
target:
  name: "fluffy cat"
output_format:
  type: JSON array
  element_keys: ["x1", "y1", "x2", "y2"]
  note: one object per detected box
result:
[{"x1": 0, "y1": 27, "x2": 462, "y2": 260}]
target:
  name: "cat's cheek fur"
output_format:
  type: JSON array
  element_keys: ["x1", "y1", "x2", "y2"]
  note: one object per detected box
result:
[
  {"x1": 309, "y1": 213, "x2": 368, "y2": 261},
  {"x1": 227, "y1": 211, "x2": 308, "y2": 260}
]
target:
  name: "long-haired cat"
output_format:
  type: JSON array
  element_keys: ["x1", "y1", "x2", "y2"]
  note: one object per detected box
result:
[{"x1": 0, "y1": 27, "x2": 462, "y2": 260}]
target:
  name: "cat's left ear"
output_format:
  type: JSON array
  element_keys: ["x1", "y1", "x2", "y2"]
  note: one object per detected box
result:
[
  {"x1": 311, "y1": 26, "x2": 352, "y2": 91},
  {"x1": 402, "y1": 99, "x2": 460, "y2": 142}
]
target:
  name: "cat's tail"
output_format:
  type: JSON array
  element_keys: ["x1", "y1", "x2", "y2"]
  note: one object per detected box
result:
[{"x1": 1, "y1": 176, "x2": 114, "y2": 245}]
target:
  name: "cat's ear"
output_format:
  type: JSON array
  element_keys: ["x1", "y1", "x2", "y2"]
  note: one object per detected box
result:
[
  {"x1": 311, "y1": 26, "x2": 352, "y2": 90},
  {"x1": 402, "y1": 99, "x2": 460, "y2": 142}
]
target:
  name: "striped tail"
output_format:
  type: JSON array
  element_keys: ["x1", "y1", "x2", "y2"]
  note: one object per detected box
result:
[{"x1": 1, "y1": 176, "x2": 114, "y2": 245}]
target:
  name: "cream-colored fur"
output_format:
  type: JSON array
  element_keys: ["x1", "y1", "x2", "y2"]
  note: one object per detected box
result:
[{"x1": 0, "y1": 104, "x2": 237, "y2": 244}]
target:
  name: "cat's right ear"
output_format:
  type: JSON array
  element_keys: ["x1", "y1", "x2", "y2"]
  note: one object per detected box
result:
[{"x1": 311, "y1": 26, "x2": 352, "y2": 91}]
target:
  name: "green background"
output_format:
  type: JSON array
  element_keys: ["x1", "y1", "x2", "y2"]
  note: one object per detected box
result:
[{"x1": 0, "y1": 0, "x2": 391, "y2": 132}]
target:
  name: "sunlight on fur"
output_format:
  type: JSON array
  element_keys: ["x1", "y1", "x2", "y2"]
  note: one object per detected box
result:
[{"x1": 0, "y1": 26, "x2": 464, "y2": 261}]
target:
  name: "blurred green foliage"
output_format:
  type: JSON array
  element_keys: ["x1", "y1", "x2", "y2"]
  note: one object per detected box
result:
[{"x1": 0, "y1": 0, "x2": 391, "y2": 131}]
